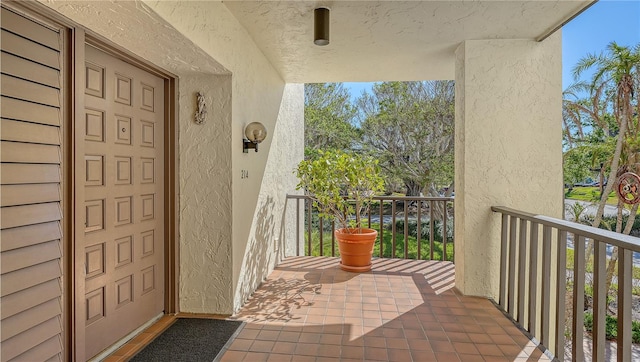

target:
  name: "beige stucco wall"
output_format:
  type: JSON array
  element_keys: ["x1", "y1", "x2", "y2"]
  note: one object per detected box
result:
[
  {"x1": 144, "y1": 1, "x2": 305, "y2": 314},
  {"x1": 453, "y1": 33, "x2": 564, "y2": 299},
  {"x1": 177, "y1": 74, "x2": 234, "y2": 312},
  {"x1": 40, "y1": 0, "x2": 304, "y2": 314},
  {"x1": 233, "y1": 84, "x2": 305, "y2": 310}
]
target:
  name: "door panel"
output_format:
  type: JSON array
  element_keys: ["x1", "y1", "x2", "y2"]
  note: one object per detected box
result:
[{"x1": 81, "y1": 45, "x2": 165, "y2": 359}]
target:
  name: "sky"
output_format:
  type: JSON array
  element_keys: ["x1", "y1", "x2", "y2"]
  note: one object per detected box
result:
[{"x1": 344, "y1": 0, "x2": 640, "y2": 100}]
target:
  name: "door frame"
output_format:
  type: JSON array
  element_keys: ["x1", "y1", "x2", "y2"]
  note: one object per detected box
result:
[{"x1": 2, "y1": 2, "x2": 179, "y2": 361}]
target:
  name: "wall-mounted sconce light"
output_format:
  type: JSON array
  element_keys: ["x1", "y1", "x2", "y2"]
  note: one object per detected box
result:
[
  {"x1": 243, "y1": 122, "x2": 268, "y2": 153},
  {"x1": 314, "y1": 7, "x2": 330, "y2": 46}
]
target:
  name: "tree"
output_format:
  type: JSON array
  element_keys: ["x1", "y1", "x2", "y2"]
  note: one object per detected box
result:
[
  {"x1": 304, "y1": 83, "x2": 359, "y2": 159},
  {"x1": 572, "y1": 42, "x2": 640, "y2": 229},
  {"x1": 568, "y1": 42, "x2": 640, "y2": 298},
  {"x1": 357, "y1": 81, "x2": 455, "y2": 196},
  {"x1": 563, "y1": 146, "x2": 595, "y2": 187},
  {"x1": 562, "y1": 138, "x2": 614, "y2": 189}
]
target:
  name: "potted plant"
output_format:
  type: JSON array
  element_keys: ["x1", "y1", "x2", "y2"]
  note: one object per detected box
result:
[{"x1": 295, "y1": 150, "x2": 385, "y2": 272}]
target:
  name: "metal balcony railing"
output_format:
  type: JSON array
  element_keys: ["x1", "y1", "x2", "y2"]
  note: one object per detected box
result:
[
  {"x1": 492, "y1": 206, "x2": 640, "y2": 361},
  {"x1": 286, "y1": 194, "x2": 454, "y2": 261}
]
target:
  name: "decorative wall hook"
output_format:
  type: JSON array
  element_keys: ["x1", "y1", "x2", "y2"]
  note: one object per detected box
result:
[{"x1": 194, "y1": 91, "x2": 207, "y2": 125}]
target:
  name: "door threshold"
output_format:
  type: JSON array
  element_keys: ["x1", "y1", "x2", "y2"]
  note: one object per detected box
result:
[{"x1": 93, "y1": 313, "x2": 173, "y2": 362}]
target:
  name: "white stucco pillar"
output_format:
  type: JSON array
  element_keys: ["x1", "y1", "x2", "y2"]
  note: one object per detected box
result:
[{"x1": 454, "y1": 32, "x2": 564, "y2": 299}]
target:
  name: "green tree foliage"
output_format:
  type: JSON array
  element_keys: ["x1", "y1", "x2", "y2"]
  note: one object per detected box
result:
[
  {"x1": 563, "y1": 146, "x2": 595, "y2": 186},
  {"x1": 357, "y1": 81, "x2": 455, "y2": 196},
  {"x1": 564, "y1": 41, "x2": 640, "y2": 302},
  {"x1": 304, "y1": 83, "x2": 358, "y2": 159},
  {"x1": 563, "y1": 141, "x2": 614, "y2": 187},
  {"x1": 570, "y1": 42, "x2": 640, "y2": 230}
]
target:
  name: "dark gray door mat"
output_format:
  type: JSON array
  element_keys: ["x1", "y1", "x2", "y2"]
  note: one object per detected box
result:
[{"x1": 129, "y1": 318, "x2": 244, "y2": 362}]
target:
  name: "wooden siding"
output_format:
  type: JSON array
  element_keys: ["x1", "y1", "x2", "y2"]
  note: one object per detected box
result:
[{"x1": 0, "y1": 7, "x2": 64, "y2": 362}]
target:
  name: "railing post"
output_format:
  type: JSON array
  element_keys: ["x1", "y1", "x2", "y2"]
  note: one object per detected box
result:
[
  {"x1": 296, "y1": 198, "x2": 300, "y2": 256},
  {"x1": 517, "y1": 219, "x2": 527, "y2": 325},
  {"x1": 307, "y1": 198, "x2": 312, "y2": 256},
  {"x1": 508, "y1": 215, "x2": 518, "y2": 318},
  {"x1": 617, "y1": 248, "x2": 632, "y2": 362},
  {"x1": 417, "y1": 200, "x2": 422, "y2": 260},
  {"x1": 572, "y1": 235, "x2": 585, "y2": 361},
  {"x1": 444, "y1": 201, "x2": 456, "y2": 263},
  {"x1": 593, "y1": 240, "x2": 606, "y2": 361},
  {"x1": 541, "y1": 225, "x2": 552, "y2": 349},
  {"x1": 554, "y1": 230, "x2": 567, "y2": 360},
  {"x1": 331, "y1": 221, "x2": 335, "y2": 257},
  {"x1": 404, "y1": 201, "x2": 409, "y2": 259},
  {"x1": 319, "y1": 217, "x2": 324, "y2": 256},
  {"x1": 379, "y1": 200, "x2": 384, "y2": 258},
  {"x1": 430, "y1": 200, "x2": 435, "y2": 260},
  {"x1": 443, "y1": 201, "x2": 448, "y2": 261},
  {"x1": 499, "y1": 213, "x2": 508, "y2": 310},
  {"x1": 392, "y1": 201, "x2": 397, "y2": 258},
  {"x1": 528, "y1": 222, "x2": 539, "y2": 337}
]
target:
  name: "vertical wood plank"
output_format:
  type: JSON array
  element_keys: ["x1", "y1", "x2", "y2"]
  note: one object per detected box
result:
[
  {"x1": 617, "y1": 248, "x2": 632, "y2": 362},
  {"x1": 296, "y1": 199, "x2": 300, "y2": 256},
  {"x1": 443, "y1": 201, "x2": 448, "y2": 262},
  {"x1": 572, "y1": 235, "x2": 585, "y2": 361},
  {"x1": 403, "y1": 202, "x2": 408, "y2": 259},
  {"x1": 379, "y1": 201, "x2": 384, "y2": 258},
  {"x1": 307, "y1": 198, "x2": 312, "y2": 256},
  {"x1": 555, "y1": 230, "x2": 567, "y2": 359},
  {"x1": 429, "y1": 200, "x2": 435, "y2": 260},
  {"x1": 417, "y1": 200, "x2": 422, "y2": 260},
  {"x1": 541, "y1": 225, "x2": 552, "y2": 348},
  {"x1": 593, "y1": 241, "x2": 606, "y2": 361},
  {"x1": 528, "y1": 222, "x2": 539, "y2": 337},
  {"x1": 499, "y1": 213, "x2": 508, "y2": 309},
  {"x1": 508, "y1": 216, "x2": 518, "y2": 317},
  {"x1": 391, "y1": 201, "x2": 396, "y2": 258},
  {"x1": 331, "y1": 221, "x2": 335, "y2": 257},
  {"x1": 517, "y1": 219, "x2": 527, "y2": 324},
  {"x1": 319, "y1": 217, "x2": 324, "y2": 256}
]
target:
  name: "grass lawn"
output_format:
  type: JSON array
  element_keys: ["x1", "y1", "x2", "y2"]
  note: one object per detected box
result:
[
  {"x1": 565, "y1": 186, "x2": 640, "y2": 215},
  {"x1": 565, "y1": 186, "x2": 617, "y2": 204}
]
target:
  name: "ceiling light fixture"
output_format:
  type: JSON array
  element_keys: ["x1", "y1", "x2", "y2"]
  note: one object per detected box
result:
[{"x1": 314, "y1": 7, "x2": 330, "y2": 46}]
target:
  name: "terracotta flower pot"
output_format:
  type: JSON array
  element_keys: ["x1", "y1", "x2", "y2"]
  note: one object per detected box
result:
[{"x1": 335, "y1": 228, "x2": 377, "y2": 272}]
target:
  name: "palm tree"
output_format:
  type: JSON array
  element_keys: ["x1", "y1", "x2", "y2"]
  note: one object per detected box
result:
[
  {"x1": 572, "y1": 42, "x2": 640, "y2": 296},
  {"x1": 573, "y1": 42, "x2": 640, "y2": 229}
]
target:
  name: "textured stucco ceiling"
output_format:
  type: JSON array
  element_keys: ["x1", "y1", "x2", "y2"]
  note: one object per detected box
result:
[{"x1": 223, "y1": 0, "x2": 594, "y2": 83}]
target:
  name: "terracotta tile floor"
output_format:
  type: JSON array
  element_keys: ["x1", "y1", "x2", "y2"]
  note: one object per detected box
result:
[{"x1": 221, "y1": 256, "x2": 550, "y2": 362}]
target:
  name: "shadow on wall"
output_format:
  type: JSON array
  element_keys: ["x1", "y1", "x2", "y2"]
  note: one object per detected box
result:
[
  {"x1": 235, "y1": 196, "x2": 276, "y2": 306},
  {"x1": 281, "y1": 195, "x2": 310, "y2": 259},
  {"x1": 279, "y1": 196, "x2": 302, "y2": 260}
]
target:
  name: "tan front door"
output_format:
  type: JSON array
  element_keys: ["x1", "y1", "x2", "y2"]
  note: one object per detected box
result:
[{"x1": 79, "y1": 45, "x2": 165, "y2": 358}]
